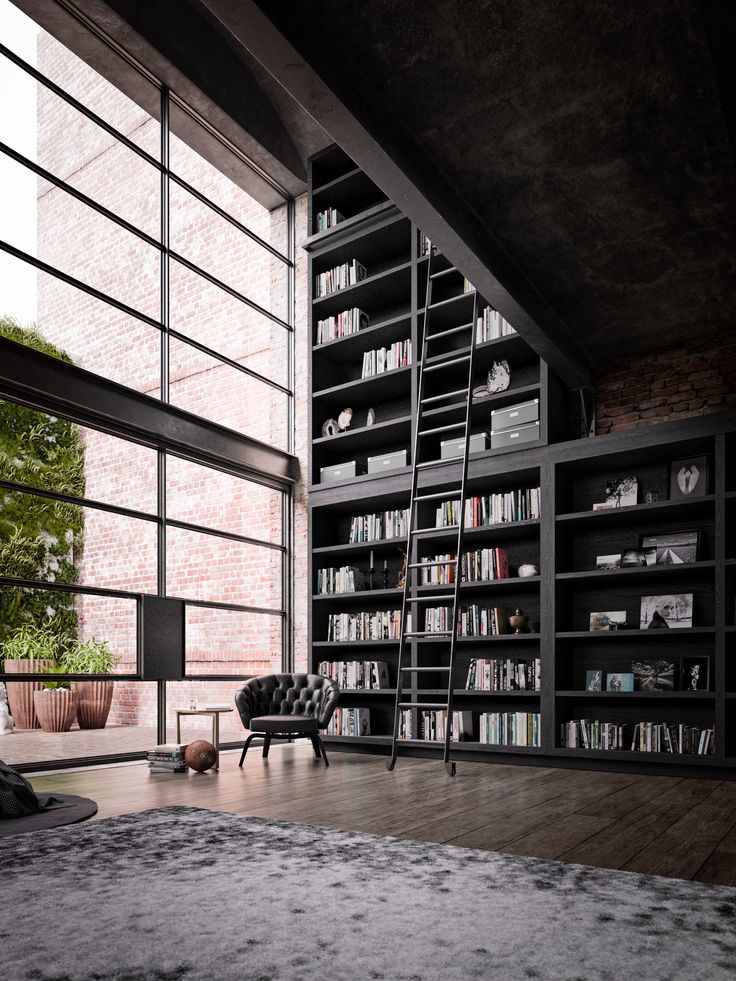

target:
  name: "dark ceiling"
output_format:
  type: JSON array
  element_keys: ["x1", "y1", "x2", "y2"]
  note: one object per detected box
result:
[{"x1": 300, "y1": 0, "x2": 736, "y2": 367}]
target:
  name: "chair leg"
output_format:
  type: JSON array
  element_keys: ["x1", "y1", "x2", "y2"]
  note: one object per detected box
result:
[
  {"x1": 310, "y1": 735, "x2": 322, "y2": 760},
  {"x1": 239, "y1": 733, "x2": 257, "y2": 767},
  {"x1": 262, "y1": 733, "x2": 272, "y2": 759},
  {"x1": 315, "y1": 734, "x2": 329, "y2": 768}
]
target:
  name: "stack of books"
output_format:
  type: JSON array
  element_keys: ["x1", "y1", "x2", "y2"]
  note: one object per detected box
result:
[{"x1": 148, "y1": 743, "x2": 188, "y2": 773}]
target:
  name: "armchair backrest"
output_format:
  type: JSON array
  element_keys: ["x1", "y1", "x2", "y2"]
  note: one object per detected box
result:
[{"x1": 235, "y1": 673, "x2": 339, "y2": 730}]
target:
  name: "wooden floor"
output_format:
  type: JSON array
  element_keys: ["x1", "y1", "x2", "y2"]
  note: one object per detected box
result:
[{"x1": 30, "y1": 745, "x2": 736, "y2": 886}]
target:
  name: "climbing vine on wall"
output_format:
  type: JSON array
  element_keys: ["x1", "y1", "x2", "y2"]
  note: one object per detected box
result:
[{"x1": 0, "y1": 317, "x2": 85, "y2": 645}]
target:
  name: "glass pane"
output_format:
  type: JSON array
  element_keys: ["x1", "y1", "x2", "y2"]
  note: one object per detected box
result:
[
  {"x1": 0, "y1": 154, "x2": 160, "y2": 319},
  {"x1": 78, "y1": 428, "x2": 158, "y2": 515},
  {"x1": 166, "y1": 455, "x2": 283, "y2": 543},
  {"x1": 169, "y1": 259, "x2": 289, "y2": 389},
  {"x1": 185, "y1": 604, "x2": 282, "y2": 676},
  {"x1": 168, "y1": 336, "x2": 290, "y2": 449},
  {"x1": 0, "y1": 490, "x2": 157, "y2": 593},
  {"x1": 0, "y1": 583, "x2": 136, "y2": 667},
  {"x1": 0, "y1": 252, "x2": 162, "y2": 395},
  {"x1": 166, "y1": 526, "x2": 281, "y2": 608}
]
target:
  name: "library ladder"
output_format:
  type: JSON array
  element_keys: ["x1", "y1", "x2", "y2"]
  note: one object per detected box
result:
[{"x1": 386, "y1": 249, "x2": 479, "y2": 776}]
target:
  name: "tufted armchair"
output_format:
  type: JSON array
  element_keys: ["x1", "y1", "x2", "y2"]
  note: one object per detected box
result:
[{"x1": 235, "y1": 673, "x2": 340, "y2": 768}]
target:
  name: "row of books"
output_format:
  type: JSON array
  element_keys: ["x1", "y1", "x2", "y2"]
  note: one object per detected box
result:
[
  {"x1": 148, "y1": 743, "x2": 188, "y2": 773},
  {"x1": 416, "y1": 548, "x2": 512, "y2": 584},
  {"x1": 436, "y1": 488, "x2": 541, "y2": 527},
  {"x1": 361, "y1": 339, "x2": 412, "y2": 378},
  {"x1": 326, "y1": 610, "x2": 409, "y2": 641},
  {"x1": 348, "y1": 509, "x2": 408, "y2": 543},
  {"x1": 316, "y1": 307, "x2": 367, "y2": 344},
  {"x1": 315, "y1": 259, "x2": 366, "y2": 298},
  {"x1": 480, "y1": 711, "x2": 540, "y2": 747},
  {"x1": 476, "y1": 305, "x2": 516, "y2": 343},
  {"x1": 316, "y1": 566, "x2": 366, "y2": 594},
  {"x1": 398, "y1": 709, "x2": 473, "y2": 741},
  {"x1": 561, "y1": 720, "x2": 715, "y2": 755},
  {"x1": 326, "y1": 708, "x2": 370, "y2": 737},
  {"x1": 424, "y1": 605, "x2": 508, "y2": 637},
  {"x1": 315, "y1": 207, "x2": 343, "y2": 232},
  {"x1": 318, "y1": 659, "x2": 390, "y2": 690},
  {"x1": 466, "y1": 658, "x2": 541, "y2": 691}
]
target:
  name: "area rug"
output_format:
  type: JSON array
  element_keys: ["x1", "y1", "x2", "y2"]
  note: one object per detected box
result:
[{"x1": 2, "y1": 806, "x2": 735, "y2": 981}]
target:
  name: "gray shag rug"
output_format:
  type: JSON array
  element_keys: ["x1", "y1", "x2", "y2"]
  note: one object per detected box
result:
[{"x1": 3, "y1": 806, "x2": 736, "y2": 981}]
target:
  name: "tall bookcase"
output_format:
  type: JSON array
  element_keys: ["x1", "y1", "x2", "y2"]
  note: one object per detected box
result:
[{"x1": 305, "y1": 144, "x2": 736, "y2": 777}]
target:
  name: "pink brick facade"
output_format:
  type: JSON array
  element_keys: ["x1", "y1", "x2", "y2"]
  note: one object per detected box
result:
[{"x1": 29, "y1": 32, "x2": 309, "y2": 741}]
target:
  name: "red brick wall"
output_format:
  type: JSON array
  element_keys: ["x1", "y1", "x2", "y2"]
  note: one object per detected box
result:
[
  {"x1": 594, "y1": 338, "x2": 736, "y2": 436},
  {"x1": 31, "y1": 31, "x2": 308, "y2": 733}
]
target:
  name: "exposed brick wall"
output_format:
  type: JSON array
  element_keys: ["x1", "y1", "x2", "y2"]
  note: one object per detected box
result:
[
  {"x1": 594, "y1": 337, "x2": 736, "y2": 436},
  {"x1": 30, "y1": 30, "x2": 309, "y2": 733}
]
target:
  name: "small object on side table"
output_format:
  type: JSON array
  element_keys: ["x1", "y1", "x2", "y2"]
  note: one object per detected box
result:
[{"x1": 508, "y1": 608, "x2": 529, "y2": 634}]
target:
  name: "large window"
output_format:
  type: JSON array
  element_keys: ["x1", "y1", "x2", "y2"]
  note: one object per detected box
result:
[{"x1": 0, "y1": 0, "x2": 295, "y2": 767}]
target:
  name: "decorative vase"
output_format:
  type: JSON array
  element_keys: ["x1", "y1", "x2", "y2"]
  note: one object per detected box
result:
[
  {"x1": 507, "y1": 608, "x2": 529, "y2": 635},
  {"x1": 4, "y1": 659, "x2": 54, "y2": 729},
  {"x1": 74, "y1": 680, "x2": 114, "y2": 729},
  {"x1": 33, "y1": 689, "x2": 78, "y2": 733},
  {"x1": 517, "y1": 564, "x2": 539, "y2": 578}
]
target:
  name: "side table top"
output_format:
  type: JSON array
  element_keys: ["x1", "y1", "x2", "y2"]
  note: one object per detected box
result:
[{"x1": 174, "y1": 707, "x2": 234, "y2": 716}]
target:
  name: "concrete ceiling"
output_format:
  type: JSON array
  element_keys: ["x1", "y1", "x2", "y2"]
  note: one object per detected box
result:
[{"x1": 282, "y1": 0, "x2": 736, "y2": 367}]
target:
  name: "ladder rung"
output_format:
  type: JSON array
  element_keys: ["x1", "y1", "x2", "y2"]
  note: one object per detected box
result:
[
  {"x1": 418, "y1": 421, "x2": 467, "y2": 438},
  {"x1": 425, "y1": 322, "x2": 472, "y2": 342},
  {"x1": 408, "y1": 559, "x2": 458, "y2": 568},
  {"x1": 417, "y1": 457, "x2": 461, "y2": 469},
  {"x1": 400, "y1": 666, "x2": 451, "y2": 672},
  {"x1": 406, "y1": 594, "x2": 455, "y2": 604},
  {"x1": 399, "y1": 702, "x2": 449, "y2": 710},
  {"x1": 404, "y1": 631, "x2": 452, "y2": 638},
  {"x1": 414, "y1": 490, "x2": 462, "y2": 502},
  {"x1": 421, "y1": 389, "x2": 467, "y2": 405},
  {"x1": 423, "y1": 354, "x2": 470, "y2": 373},
  {"x1": 413, "y1": 524, "x2": 459, "y2": 534},
  {"x1": 429, "y1": 266, "x2": 457, "y2": 279}
]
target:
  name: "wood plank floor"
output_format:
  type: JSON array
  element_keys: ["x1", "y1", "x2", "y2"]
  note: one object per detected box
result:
[{"x1": 29, "y1": 745, "x2": 736, "y2": 887}]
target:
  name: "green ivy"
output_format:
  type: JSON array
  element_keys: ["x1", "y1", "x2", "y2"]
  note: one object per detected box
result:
[{"x1": 0, "y1": 316, "x2": 85, "y2": 650}]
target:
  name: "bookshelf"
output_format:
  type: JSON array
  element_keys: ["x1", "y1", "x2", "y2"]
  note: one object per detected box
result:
[{"x1": 306, "y1": 144, "x2": 736, "y2": 776}]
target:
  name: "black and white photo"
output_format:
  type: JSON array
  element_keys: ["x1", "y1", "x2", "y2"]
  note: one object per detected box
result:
[
  {"x1": 632, "y1": 660, "x2": 675, "y2": 691},
  {"x1": 640, "y1": 530, "x2": 699, "y2": 565},
  {"x1": 681, "y1": 656, "x2": 710, "y2": 691},
  {"x1": 669, "y1": 456, "x2": 709, "y2": 499},
  {"x1": 640, "y1": 594, "x2": 693, "y2": 630}
]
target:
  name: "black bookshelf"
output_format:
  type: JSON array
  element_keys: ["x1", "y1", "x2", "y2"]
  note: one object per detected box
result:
[{"x1": 306, "y1": 144, "x2": 736, "y2": 776}]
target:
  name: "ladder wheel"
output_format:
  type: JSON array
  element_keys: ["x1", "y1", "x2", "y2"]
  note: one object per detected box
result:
[
  {"x1": 445, "y1": 762, "x2": 456, "y2": 777},
  {"x1": 386, "y1": 757, "x2": 396, "y2": 771}
]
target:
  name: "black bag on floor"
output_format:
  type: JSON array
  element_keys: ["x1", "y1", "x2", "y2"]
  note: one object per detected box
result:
[{"x1": 0, "y1": 757, "x2": 55, "y2": 817}]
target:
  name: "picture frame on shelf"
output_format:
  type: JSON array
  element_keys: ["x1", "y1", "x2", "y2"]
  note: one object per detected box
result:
[
  {"x1": 681, "y1": 656, "x2": 710, "y2": 692},
  {"x1": 640, "y1": 593, "x2": 693, "y2": 630},
  {"x1": 640, "y1": 530, "x2": 699, "y2": 565},
  {"x1": 605, "y1": 476, "x2": 638, "y2": 508},
  {"x1": 585, "y1": 670, "x2": 603, "y2": 691},
  {"x1": 589, "y1": 611, "x2": 627, "y2": 632},
  {"x1": 596, "y1": 554, "x2": 622, "y2": 570},
  {"x1": 632, "y1": 659, "x2": 675, "y2": 691},
  {"x1": 622, "y1": 548, "x2": 657, "y2": 568},
  {"x1": 606, "y1": 673, "x2": 634, "y2": 692},
  {"x1": 669, "y1": 456, "x2": 708, "y2": 499}
]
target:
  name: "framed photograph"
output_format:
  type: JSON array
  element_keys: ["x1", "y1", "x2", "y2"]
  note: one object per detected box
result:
[
  {"x1": 632, "y1": 659, "x2": 675, "y2": 691},
  {"x1": 681, "y1": 656, "x2": 710, "y2": 691},
  {"x1": 640, "y1": 593, "x2": 693, "y2": 630},
  {"x1": 669, "y1": 456, "x2": 709, "y2": 500},
  {"x1": 585, "y1": 670, "x2": 603, "y2": 691},
  {"x1": 606, "y1": 476, "x2": 638, "y2": 508},
  {"x1": 621, "y1": 547, "x2": 657, "y2": 568},
  {"x1": 596, "y1": 554, "x2": 622, "y2": 570},
  {"x1": 589, "y1": 611, "x2": 627, "y2": 632},
  {"x1": 640, "y1": 530, "x2": 699, "y2": 565},
  {"x1": 606, "y1": 672, "x2": 634, "y2": 692}
]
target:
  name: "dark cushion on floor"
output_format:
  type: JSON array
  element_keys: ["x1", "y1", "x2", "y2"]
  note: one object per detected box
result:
[{"x1": 249, "y1": 714, "x2": 319, "y2": 734}]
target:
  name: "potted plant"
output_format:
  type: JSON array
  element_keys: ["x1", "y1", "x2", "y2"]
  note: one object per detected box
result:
[
  {"x1": 0, "y1": 625, "x2": 59, "y2": 729},
  {"x1": 62, "y1": 638, "x2": 120, "y2": 729},
  {"x1": 33, "y1": 666, "x2": 78, "y2": 733}
]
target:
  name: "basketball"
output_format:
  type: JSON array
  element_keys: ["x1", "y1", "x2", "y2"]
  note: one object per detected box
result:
[{"x1": 184, "y1": 740, "x2": 217, "y2": 772}]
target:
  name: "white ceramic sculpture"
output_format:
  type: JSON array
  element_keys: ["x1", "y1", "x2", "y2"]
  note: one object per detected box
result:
[{"x1": 0, "y1": 682, "x2": 14, "y2": 735}]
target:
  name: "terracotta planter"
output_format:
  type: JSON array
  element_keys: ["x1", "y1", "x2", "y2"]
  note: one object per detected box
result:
[
  {"x1": 33, "y1": 688, "x2": 78, "y2": 733},
  {"x1": 4, "y1": 659, "x2": 54, "y2": 729},
  {"x1": 74, "y1": 680, "x2": 113, "y2": 729}
]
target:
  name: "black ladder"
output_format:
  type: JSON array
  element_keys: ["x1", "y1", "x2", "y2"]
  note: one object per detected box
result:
[{"x1": 386, "y1": 249, "x2": 479, "y2": 777}]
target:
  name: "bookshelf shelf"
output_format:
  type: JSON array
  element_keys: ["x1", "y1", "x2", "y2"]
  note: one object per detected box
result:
[{"x1": 307, "y1": 143, "x2": 736, "y2": 776}]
